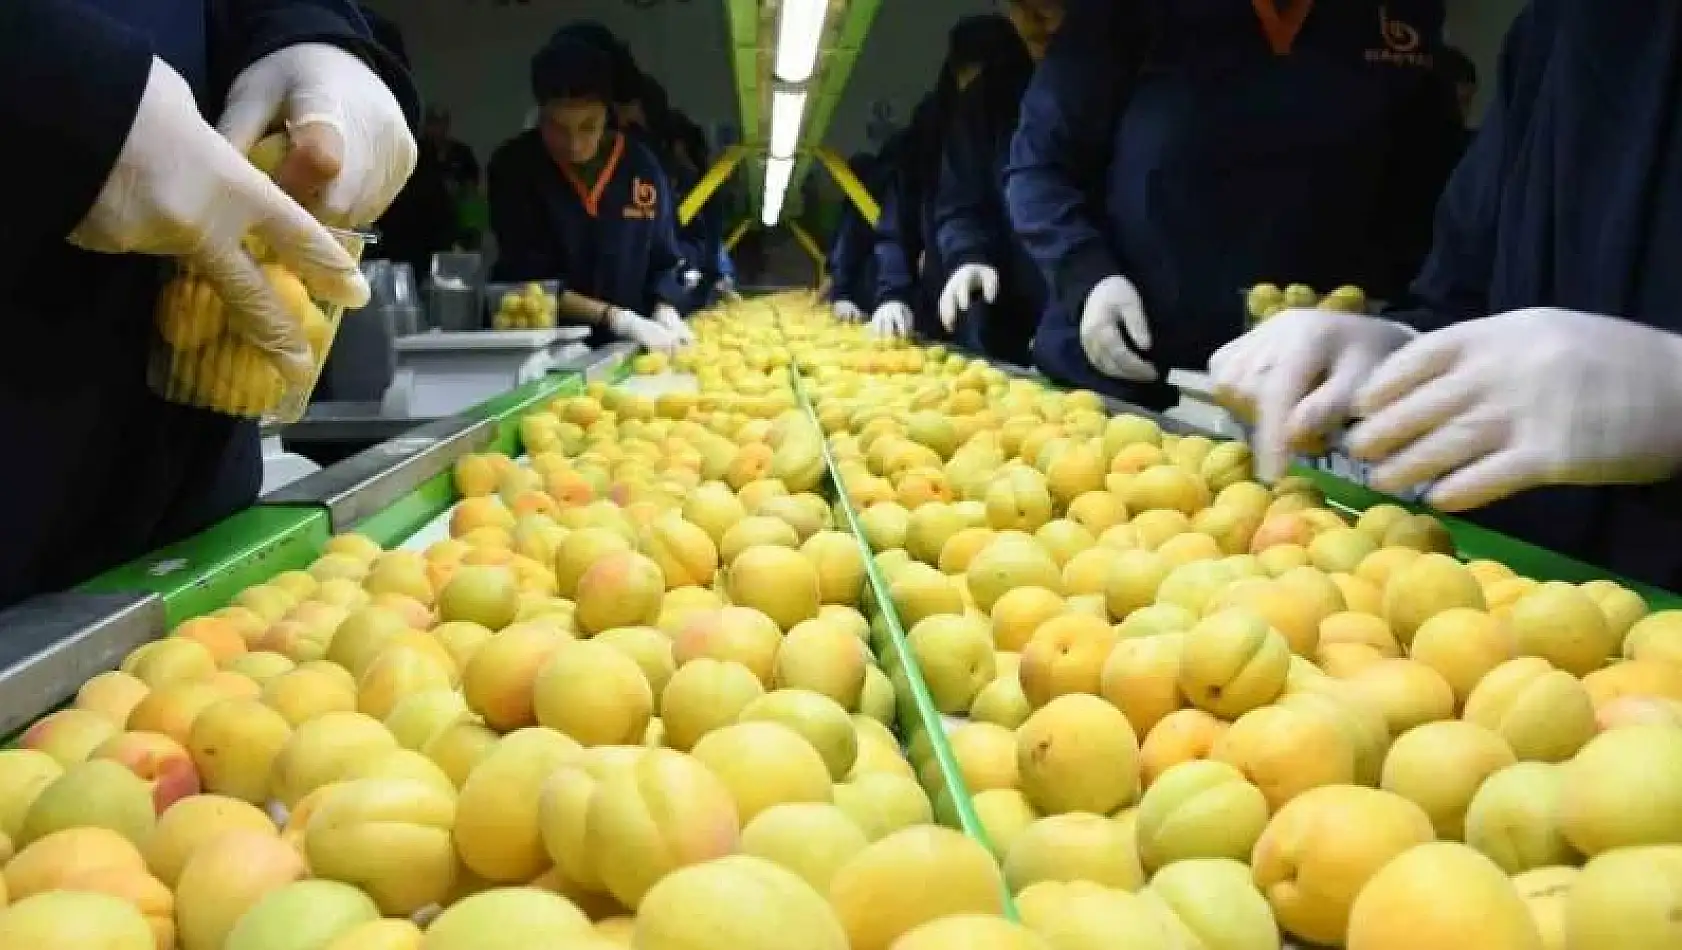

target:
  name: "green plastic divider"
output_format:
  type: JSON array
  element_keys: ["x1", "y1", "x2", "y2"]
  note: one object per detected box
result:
[
  {"x1": 771, "y1": 311, "x2": 1018, "y2": 921},
  {"x1": 979, "y1": 355, "x2": 1682, "y2": 608},
  {"x1": 352, "y1": 470, "x2": 458, "y2": 550},
  {"x1": 1293, "y1": 465, "x2": 1682, "y2": 610},
  {"x1": 81, "y1": 506, "x2": 332, "y2": 629},
  {"x1": 468, "y1": 373, "x2": 586, "y2": 455}
]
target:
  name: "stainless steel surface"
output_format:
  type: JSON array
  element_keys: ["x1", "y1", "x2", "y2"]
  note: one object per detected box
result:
[
  {"x1": 0, "y1": 592, "x2": 165, "y2": 736},
  {"x1": 263, "y1": 412, "x2": 496, "y2": 531},
  {"x1": 275, "y1": 401, "x2": 441, "y2": 445},
  {"x1": 558, "y1": 340, "x2": 639, "y2": 382}
]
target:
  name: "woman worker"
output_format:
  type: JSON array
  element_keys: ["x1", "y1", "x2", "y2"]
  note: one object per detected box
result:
[
  {"x1": 932, "y1": 0, "x2": 1062, "y2": 364},
  {"x1": 1005, "y1": 0, "x2": 1465, "y2": 408},
  {"x1": 870, "y1": 15, "x2": 1029, "y2": 340},
  {"x1": 1212, "y1": 0, "x2": 1682, "y2": 591},
  {"x1": 487, "y1": 35, "x2": 691, "y2": 353},
  {"x1": 0, "y1": 0, "x2": 415, "y2": 611}
]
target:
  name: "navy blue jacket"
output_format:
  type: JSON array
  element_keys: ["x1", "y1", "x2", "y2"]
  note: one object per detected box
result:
[
  {"x1": 1009, "y1": 0, "x2": 1462, "y2": 401},
  {"x1": 826, "y1": 154, "x2": 882, "y2": 309},
  {"x1": 1391, "y1": 0, "x2": 1682, "y2": 590},
  {"x1": 487, "y1": 129, "x2": 687, "y2": 336},
  {"x1": 0, "y1": 0, "x2": 415, "y2": 610},
  {"x1": 873, "y1": 103, "x2": 946, "y2": 329},
  {"x1": 934, "y1": 63, "x2": 1044, "y2": 364}
]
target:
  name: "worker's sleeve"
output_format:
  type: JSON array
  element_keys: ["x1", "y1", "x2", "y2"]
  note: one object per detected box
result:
[
  {"x1": 0, "y1": 0, "x2": 154, "y2": 263},
  {"x1": 485, "y1": 149, "x2": 565, "y2": 292},
  {"x1": 647, "y1": 166, "x2": 690, "y2": 312},
  {"x1": 934, "y1": 88, "x2": 1002, "y2": 273},
  {"x1": 826, "y1": 205, "x2": 867, "y2": 302},
  {"x1": 873, "y1": 166, "x2": 919, "y2": 307},
  {"x1": 1389, "y1": 4, "x2": 1545, "y2": 333},
  {"x1": 218, "y1": 0, "x2": 420, "y2": 128},
  {"x1": 1003, "y1": 0, "x2": 1145, "y2": 316}
]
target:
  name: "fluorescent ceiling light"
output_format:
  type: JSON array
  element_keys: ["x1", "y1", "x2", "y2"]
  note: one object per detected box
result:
[
  {"x1": 762, "y1": 156, "x2": 794, "y2": 226},
  {"x1": 769, "y1": 90, "x2": 807, "y2": 160},
  {"x1": 765, "y1": 155, "x2": 794, "y2": 199},
  {"x1": 774, "y1": 0, "x2": 828, "y2": 84}
]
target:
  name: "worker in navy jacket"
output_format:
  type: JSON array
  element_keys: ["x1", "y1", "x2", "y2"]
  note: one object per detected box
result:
[
  {"x1": 547, "y1": 23, "x2": 715, "y2": 308},
  {"x1": 0, "y1": 0, "x2": 417, "y2": 611},
  {"x1": 826, "y1": 152, "x2": 884, "y2": 323},
  {"x1": 487, "y1": 35, "x2": 690, "y2": 353},
  {"x1": 931, "y1": 0, "x2": 1055, "y2": 364},
  {"x1": 870, "y1": 15, "x2": 1028, "y2": 341},
  {"x1": 1214, "y1": 0, "x2": 1682, "y2": 591},
  {"x1": 1007, "y1": 0, "x2": 1463, "y2": 408}
]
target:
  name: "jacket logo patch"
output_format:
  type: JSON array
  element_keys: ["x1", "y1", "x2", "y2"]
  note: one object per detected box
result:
[
  {"x1": 1367, "y1": 6, "x2": 1433, "y2": 67},
  {"x1": 625, "y1": 178, "x2": 659, "y2": 220}
]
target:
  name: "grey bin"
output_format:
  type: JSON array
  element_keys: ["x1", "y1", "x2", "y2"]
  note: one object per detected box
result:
[{"x1": 319, "y1": 302, "x2": 398, "y2": 402}]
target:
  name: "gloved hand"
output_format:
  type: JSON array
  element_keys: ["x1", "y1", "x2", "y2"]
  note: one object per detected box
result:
[
  {"x1": 1080, "y1": 275, "x2": 1157, "y2": 384},
  {"x1": 218, "y1": 42, "x2": 417, "y2": 228},
  {"x1": 939, "y1": 263, "x2": 999, "y2": 331},
  {"x1": 833, "y1": 300, "x2": 865, "y2": 323},
  {"x1": 716, "y1": 279, "x2": 742, "y2": 303},
  {"x1": 653, "y1": 303, "x2": 695, "y2": 346},
  {"x1": 69, "y1": 57, "x2": 366, "y2": 383},
  {"x1": 608, "y1": 307, "x2": 680, "y2": 355},
  {"x1": 871, "y1": 301, "x2": 913, "y2": 339},
  {"x1": 1208, "y1": 309, "x2": 1417, "y2": 481},
  {"x1": 1347, "y1": 308, "x2": 1682, "y2": 510}
]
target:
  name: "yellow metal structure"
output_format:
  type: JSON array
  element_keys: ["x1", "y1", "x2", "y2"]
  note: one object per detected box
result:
[
  {"x1": 813, "y1": 147, "x2": 880, "y2": 227},
  {"x1": 787, "y1": 220, "x2": 827, "y2": 278},
  {"x1": 679, "y1": 145, "x2": 750, "y2": 226},
  {"x1": 724, "y1": 219, "x2": 752, "y2": 251}
]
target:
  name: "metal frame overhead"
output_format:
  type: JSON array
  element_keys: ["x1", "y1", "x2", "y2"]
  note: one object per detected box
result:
[{"x1": 717, "y1": 0, "x2": 883, "y2": 221}]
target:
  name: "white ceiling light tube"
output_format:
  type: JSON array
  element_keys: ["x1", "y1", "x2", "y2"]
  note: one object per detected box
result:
[
  {"x1": 765, "y1": 155, "x2": 794, "y2": 200},
  {"x1": 774, "y1": 0, "x2": 828, "y2": 84},
  {"x1": 762, "y1": 155, "x2": 794, "y2": 225},
  {"x1": 768, "y1": 89, "x2": 807, "y2": 160}
]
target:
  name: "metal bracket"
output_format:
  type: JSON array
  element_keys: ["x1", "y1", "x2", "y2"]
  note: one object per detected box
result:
[
  {"x1": 262, "y1": 413, "x2": 496, "y2": 532},
  {"x1": 0, "y1": 592, "x2": 165, "y2": 737},
  {"x1": 813, "y1": 145, "x2": 881, "y2": 227}
]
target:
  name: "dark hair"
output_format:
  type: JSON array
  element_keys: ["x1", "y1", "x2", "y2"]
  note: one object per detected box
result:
[
  {"x1": 1441, "y1": 46, "x2": 1477, "y2": 86},
  {"x1": 550, "y1": 20, "x2": 643, "y2": 104},
  {"x1": 530, "y1": 35, "x2": 616, "y2": 106}
]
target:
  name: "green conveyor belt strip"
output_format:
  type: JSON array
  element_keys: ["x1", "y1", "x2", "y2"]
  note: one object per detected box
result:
[
  {"x1": 771, "y1": 307, "x2": 1019, "y2": 921},
  {"x1": 80, "y1": 507, "x2": 331, "y2": 629},
  {"x1": 1296, "y1": 466, "x2": 1682, "y2": 610}
]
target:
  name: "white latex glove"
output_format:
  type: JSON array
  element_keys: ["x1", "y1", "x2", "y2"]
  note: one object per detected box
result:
[
  {"x1": 69, "y1": 57, "x2": 366, "y2": 382},
  {"x1": 609, "y1": 307, "x2": 679, "y2": 355},
  {"x1": 1208, "y1": 308, "x2": 1416, "y2": 481},
  {"x1": 939, "y1": 263, "x2": 999, "y2": 331},
  {"x1": 833, "y1": 300, "x2": 865, "y2": 323},
  {"x1": 1080, "y1": 275, "x2": 1157, "y2": 383},
  {"x1": 1346, "y1": 308, "x2": 1682, "y2": 511},
  {"x1": 871, "y1": 301, "x2": 912, "y2": 339},
  {"x1": 218, "y1": 43, "x2": 417, "y2": 228},
  {"x1": 653, "y1": 303, "x2": 695, "y2": 345}
]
